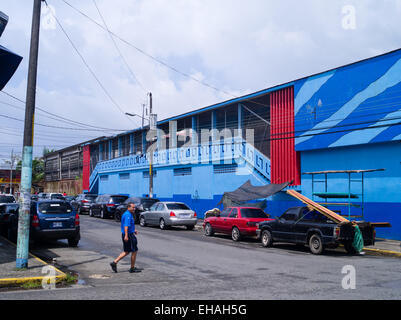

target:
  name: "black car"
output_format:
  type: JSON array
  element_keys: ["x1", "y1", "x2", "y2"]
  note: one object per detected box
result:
[
  {"x1": 89, "y1": 194, "x2": 129, "y2": 219},
  {"x1": 71, "y1": 194, "x2": 98, "y2": 215},
  {"x1": 7, "y1": 200, "x2": 80, "y2": 247},
  {"x1": 115, "y1": 197, "x2": 160, "y2": 223},
  {"x1": 0, "y1": 203, "x2": 19, "y2": 238},
  {"x1": 256, "y1": 206, "x2": 375, "y2": 255}
]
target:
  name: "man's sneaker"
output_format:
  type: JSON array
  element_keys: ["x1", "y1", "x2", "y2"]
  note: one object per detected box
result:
[
  {"x1": 129, "y1": 267, "x2": 142, "y2": 273},
  {"x1": 110, "y1": 262, "x2": 117, "y2": 273}
]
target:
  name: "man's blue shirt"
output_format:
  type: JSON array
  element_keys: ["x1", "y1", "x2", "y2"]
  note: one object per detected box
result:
[{"x1": 121, "y1": 210, "x2": 135, "y2": 234}]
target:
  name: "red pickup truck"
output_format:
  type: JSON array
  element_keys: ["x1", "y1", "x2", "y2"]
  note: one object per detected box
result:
[{"x1": 203, "y1": 207, "x2": 273, "y2": 241}]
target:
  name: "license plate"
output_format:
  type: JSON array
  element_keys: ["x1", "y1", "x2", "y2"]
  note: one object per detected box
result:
[
  {"x1": 53, "y1": 222, "x2": 63, "y2": 228},
  {"x1": 180, "y1": 214, "x2": 190, "y2": 218}
]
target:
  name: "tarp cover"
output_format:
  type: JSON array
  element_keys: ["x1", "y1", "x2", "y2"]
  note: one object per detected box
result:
[
  {"x1": 0, "y1": 45, "x2": 22, "y2": 90},
  {"x1": 218, "y1": 180, "x2": 291, "y2": 208}
]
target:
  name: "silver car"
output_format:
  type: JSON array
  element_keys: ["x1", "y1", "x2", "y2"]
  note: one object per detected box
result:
[{"x1": 139, "y1": 202, "x2": 197, "y2": 230}]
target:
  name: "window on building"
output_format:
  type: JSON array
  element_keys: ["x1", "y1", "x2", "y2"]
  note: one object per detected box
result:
[
  {"x1": 213, "y1": 163, "x2": 238, "y2": 174},
  {"x1": 174, "y1": 167, "x2": 192, "y2": 176}
]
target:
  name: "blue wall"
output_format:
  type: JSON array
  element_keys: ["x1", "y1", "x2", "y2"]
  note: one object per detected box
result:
[
  {"x1": 300, "y1": 141, "x2": 401, "y2": 240},
  {"x1": 294, "y1": 49, "x2": 401, "y2": 151}
]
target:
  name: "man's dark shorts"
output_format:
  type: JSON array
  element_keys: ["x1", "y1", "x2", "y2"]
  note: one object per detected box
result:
[{"x1": 122, "y1": 233, "x2": 138, "y2": 253}]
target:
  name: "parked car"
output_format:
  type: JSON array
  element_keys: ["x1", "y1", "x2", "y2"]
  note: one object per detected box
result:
[
  {"x1": 37, "y1": 193, "x2": 49, "y2": 199},
  {"x1": 256, "y1": 206, "x2": 376, "y2": 255},
  {"x1": 7, "y1": 200, "x2": 80, "y2": 247},
  {"x1": 65, "y1": 196, "x2": 76, "y2": 203},
  {"x1": 89, "y1": 194, "x2": 129, "y2": 219},
  {"x1": 71, "y1": 194, "x2": 98, "y2": 215},
  {"x1": 0, "y1": 194, "x2": 16, "y2": 204},
  {"x1": 47, "y1": 193, "x2": 66, "y2": 200},
  {"x1": 115, "y1": 197, "x2": 160, "y2": 223},
  {"x1": 203, "y1": 207, "x2": 273, "y2": 241},
  {"x1": 0, "y1": 202, "x2": 19, "y2": 238},
  {"x1": 139, "y1": 202, "x2": 197, "y2": 230}
]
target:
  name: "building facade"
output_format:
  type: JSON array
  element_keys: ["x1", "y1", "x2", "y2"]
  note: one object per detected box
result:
[{"x1": 61, "y1": 48, "x2": 401, "y2": 240}]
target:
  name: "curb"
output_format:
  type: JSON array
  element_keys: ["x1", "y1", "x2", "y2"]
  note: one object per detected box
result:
[
  {"x1": 0, "y1": 236, "x2": 67, "y2": 287},
  {"x1": 363, "y1": 247, "x2": 401, "y2": 258}
]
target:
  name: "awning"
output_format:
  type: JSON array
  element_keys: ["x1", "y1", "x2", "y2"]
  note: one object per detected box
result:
[
  {"x1": 0, "y1": 45, "x2": 22, "y2": 90},
  {"x1": 218, "y1": 180, "x2": 291, "y2": 207}
]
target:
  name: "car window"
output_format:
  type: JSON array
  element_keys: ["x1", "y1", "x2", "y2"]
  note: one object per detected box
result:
[
  {"x1": 85, "y1": 195, "x2": 97, "y2": 201},
  {"x1": 301, "y1": 209, "x2": 327, "y2": 223},
  {"x1": 158, "y1": 203, "x2": 167, "y2": 211},
  {"x1": 229, "y1": 208, "x2": 238, "y2": 218},
  {"x1": 38, "y1": 202, "x2": 73, "y2": 214},
  {"x1": 150, "y1": 203, "x2": 159, "y2": 211},
  {"x1": 241, "y1": 208, "x2": 269, "y2": 218},
  {"x1": 0, "y1": 195, "x2": 15, "y2": 203},
  {"x1": 220, "y1": 208, "x2": 231, "y2": 218},
  {"x1": 111, "y1": 196, "x2": 128, "y2": 204},
  {"x1": 142, "y1": 199, "x2": 159, "y2": 209},
  {"x1": 166, "y1": 203, "x2": 190, "y2": 210},
  {"x1": 281, "y1": 213, "x2": 297, "y2": 221}
]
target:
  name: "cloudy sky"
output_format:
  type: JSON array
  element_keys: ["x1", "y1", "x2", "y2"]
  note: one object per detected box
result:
[{"x1": 1, "y1": 0, "x2": 401, "y2": 161}]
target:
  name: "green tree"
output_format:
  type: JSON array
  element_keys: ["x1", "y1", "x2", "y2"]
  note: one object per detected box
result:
[{"x1": 16, "y1": 158, "x2": 45, "y2": 184}]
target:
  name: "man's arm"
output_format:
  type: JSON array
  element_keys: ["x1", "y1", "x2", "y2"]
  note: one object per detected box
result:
[{"x1": 124, "y1": 226, "x2": 129, "y2": 241}]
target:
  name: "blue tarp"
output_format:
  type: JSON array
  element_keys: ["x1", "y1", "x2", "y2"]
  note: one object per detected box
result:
[{"x1": 0, "y1": 44, "x2": 22, "y2": 90}]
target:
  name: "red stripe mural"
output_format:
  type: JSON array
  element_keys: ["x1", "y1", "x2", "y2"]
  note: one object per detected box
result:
[
  {"x1": 270, "y1": 86, "x2": 301, "y2": 186},
  {"x1": 82, "y1": 145, "x2": 91, "y2": 191}
]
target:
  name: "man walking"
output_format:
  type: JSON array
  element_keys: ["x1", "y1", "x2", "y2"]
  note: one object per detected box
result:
[{"x1": 110, "y1": 202, "x2": 142, "y2": 273}]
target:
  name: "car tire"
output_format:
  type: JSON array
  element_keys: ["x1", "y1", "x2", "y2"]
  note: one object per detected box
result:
[
  {"x1": 100, "y1": 209, "x2": 105, "y2": 219},
  {"x1": 231, "y1": 227, "x2": 241, "y2": 242},
  {"x1": 344, "y1": 241, "x2": 357, "y2": 255},
  {"x1": 261, "y1": 230, "x2": 273, "y2": 248},
  {"x1": 186, "y1": 225, "x2": 195, "y2": 231},
  {"x1": 204, "y1": 223, "x2": 214, "y2": 237},
  {"x1": 139, "y1": 216, "x2": 147, "y2": 227},
  {"x1": 160, "y1": 218, "x2": 167, "y2": 230},
  {"x1": 68, "y1": 238, "x2": 79, "y2": 247},
  {"x1": 115, "y1": 212, "x2": 121, "y2": 222},
  {"x1": 89, "y1": 208, "x2": 94, "y2": 217},
  {"x1": 309, "y1": 234, "x2": 324, "y2": 255}
]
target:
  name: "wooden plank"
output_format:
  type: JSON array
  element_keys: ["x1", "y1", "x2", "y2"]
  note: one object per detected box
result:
[{"x1": 287, "y1": 190, "x2": 349, "y2": 224}]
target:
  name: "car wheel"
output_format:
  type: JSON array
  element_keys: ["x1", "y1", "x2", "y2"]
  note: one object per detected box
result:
[
  {"x1": 309, "y1": 234, "x2": 324, "y2": 255},
  {"x1": 115, "y1": 212, "x2": 121, "y2": 222},
  {"x1": 89, "y1": 208, "x2": 93, "y2": 217},
  {"x1": 344, "y1": 241, "x2": 357, "y2": 255},
  {"x1": 204, "y1": 223, "x2": 214, "y2": 237},
  {"x1": 100, "y1": 209, "x2": 105, "y2": 219},
  {"x1": 139, "y1": 216, "x2": 147, "y2": 227},
  {"x1": 261, "y1": 230, "x2": 273, "y2": 248},
  {"x1": 160, "y1": 218, "x2": 167, "y2": 230},
  {"x1": 231, "y1": 227, "x2": 241, "y2": 242},
  {"x1": 68, "y1": 238, "x2": 79, "y2": 247}
]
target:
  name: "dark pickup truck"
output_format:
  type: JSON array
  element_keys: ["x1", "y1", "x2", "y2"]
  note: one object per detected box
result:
[{"x1": 256, "y1": 206, "x2": 375, "y2": 255}]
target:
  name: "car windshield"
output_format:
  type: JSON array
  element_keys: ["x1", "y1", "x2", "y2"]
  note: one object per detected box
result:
[
  {"x1": 85, "y1": 195, "x2": 97, "y2": 201},
  {"x1": 111, "y1": 196, "x2": 128, "y2": 204},
  {"x1": 142, "y1": 199, "x2": 159, "y2": 209},
  {"x1": 241, "y1": 208, "x2": 269, "y2": 218},
  {"x1": 51, "y1": 194, "x2": 64, "y2": 200},
  {"x1": 38, "y1": 202, "x2": 73, "y2": 214},
  {"x1": 166, "y1": 203, "x2": 190, "y2": 210},
  {"x1": 0, "y1": 195, "x2": 15, "y2": 203}
]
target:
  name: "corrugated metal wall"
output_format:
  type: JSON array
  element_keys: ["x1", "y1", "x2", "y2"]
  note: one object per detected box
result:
[
  {"x1": 270, "y1": 86, "x2": 301, "y2": 186},
  {"x1": 82, "y1": 145, "x2": 90, "y2": 191}
]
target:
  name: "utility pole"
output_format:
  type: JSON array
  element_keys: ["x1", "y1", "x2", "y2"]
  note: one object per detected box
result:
[{"x1": 16, "y1": 0, "x2": 42, "y2": 269}]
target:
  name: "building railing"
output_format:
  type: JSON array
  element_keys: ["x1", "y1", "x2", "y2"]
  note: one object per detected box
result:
[{"x1": 89, "y1": 138, "x2": 271, "y2": 190}]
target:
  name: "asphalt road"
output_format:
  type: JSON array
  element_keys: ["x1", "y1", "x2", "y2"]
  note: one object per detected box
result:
[{"x1": 1, "y1": 215, "x2": 401, "y2": 300}]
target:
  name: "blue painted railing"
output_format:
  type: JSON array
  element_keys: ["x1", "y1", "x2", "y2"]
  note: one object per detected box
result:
[{"x1": 89, "y1": 138, "x2": 271, "y2": 192}]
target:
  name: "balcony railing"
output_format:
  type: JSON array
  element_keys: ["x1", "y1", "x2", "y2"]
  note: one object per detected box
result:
[{"x1": 89, "y1": 138, "x2": 271, "y2": 189}]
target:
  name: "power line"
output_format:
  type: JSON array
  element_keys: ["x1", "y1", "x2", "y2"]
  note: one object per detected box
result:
[
  {"x1": 92, "y1": 0, "x2": 147, "y2": 93},
  {"x1": 45, "y1": 1, "x2": 140, "y2": 127},
  {"x1": 58, "y1": 0, "x2": 236, "y2": 98}
]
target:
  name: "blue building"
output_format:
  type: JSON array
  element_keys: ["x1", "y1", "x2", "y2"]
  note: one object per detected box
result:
[{"x1": 78, "y1": 48, "x2": 401, "y2": 240}]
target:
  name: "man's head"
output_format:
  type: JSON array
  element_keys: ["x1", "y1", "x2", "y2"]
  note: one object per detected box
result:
[{"x1": 127, "y1": 202, "x2": 136, "y2": 213}]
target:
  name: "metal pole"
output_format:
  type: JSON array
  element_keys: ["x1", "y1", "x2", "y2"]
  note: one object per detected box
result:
[
  {"x1": 16, "y1": 0, "x2": 42, "y2": 269},
  {"x1": 149, "y1": 93, "x2": 153, "y2": 198}
]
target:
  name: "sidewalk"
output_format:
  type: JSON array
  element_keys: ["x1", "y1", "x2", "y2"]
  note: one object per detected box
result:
[{"x1": 0, "y1": 236, "x2": 66, "y2": 287}]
